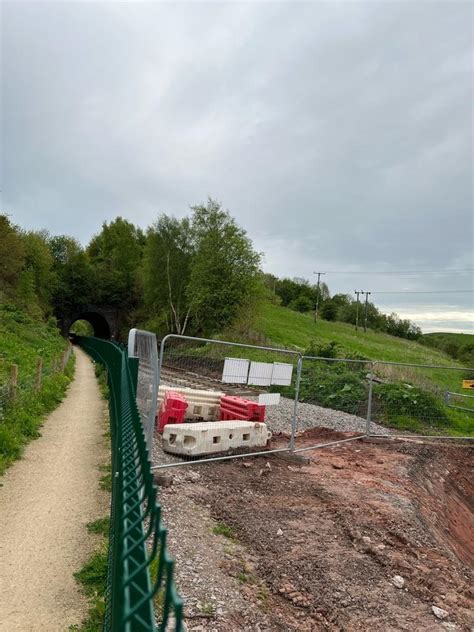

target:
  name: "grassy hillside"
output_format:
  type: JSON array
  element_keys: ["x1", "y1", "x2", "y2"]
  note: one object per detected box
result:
[
  {"x1": 422, "y1": 332, "x2": 474, "y2": 365},
  {"x1": 255, "y1": 302, "x2": 464, "y2": 365},
  {"x1": 0, "y1": 304, "x2": 74, "y2": 474},
  {"x1": 250, "y1": 302, "x2": 473, "y2": 436}
]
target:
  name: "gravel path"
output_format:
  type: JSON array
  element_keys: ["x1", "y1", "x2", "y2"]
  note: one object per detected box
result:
[
  {"x1": 265, "y1": 396, "x2": 391, "y2": 436},
  {"x1": 0, "y1": 348, "x2": 108, "y2": 631}
]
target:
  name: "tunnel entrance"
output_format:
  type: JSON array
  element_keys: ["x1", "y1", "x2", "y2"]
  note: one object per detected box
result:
[{"x1": 69, "y1": 312, "x2": 111, "y2": 339}]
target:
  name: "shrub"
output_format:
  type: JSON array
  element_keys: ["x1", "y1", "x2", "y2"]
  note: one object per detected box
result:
[
  {"x1": 289, "y1": 295, "x2": 313, "y2": 313},
  {"x1": 298, "y1": 364, "x2": 367, "y2": 414},
  {"x1": 374, "y1": 383, "x2": 448, "y2": 425}
]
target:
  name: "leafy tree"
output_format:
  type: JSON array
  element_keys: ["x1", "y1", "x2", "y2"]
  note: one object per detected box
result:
[
  {"x1": 88, "y1": 217, "x2": 144, "y2": 309},
  {"x1": 0, "y1": 214, "x2": 25, "y2": 296},
  {"x1": 142, "y1": 215, "x2": 193, "y2": 334},
  {"x1": 48, "y1": 236, "x2": 95, "y2": 313},
  {"x1": 20, "y1": 231, "x2": 55, "y2": 311},
  {"x1": 289, "y1": 295, "x2": 313, "y2": 313},
  {"x1": 187, "y1": 199, "x2": 261, "y2": 334},
  {"x1": 320, "y1": 299, "x2": 339, "y2": 321}
]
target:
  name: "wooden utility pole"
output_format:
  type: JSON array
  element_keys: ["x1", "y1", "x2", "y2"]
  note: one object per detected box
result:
[
  {"x1": 363, "y1": 291, "x2": 371, "y2": 332},
  {"x1": 313, "y1": 272, "x2": 326, "y2": 322},
  {"x1": 354, "y1": 291, "x2": 362, "y2": 331}
]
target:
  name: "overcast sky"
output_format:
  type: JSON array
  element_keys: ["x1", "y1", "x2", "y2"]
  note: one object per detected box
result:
[{"x1": 1, "y1": 1, "x2": 473, "y2": 333}]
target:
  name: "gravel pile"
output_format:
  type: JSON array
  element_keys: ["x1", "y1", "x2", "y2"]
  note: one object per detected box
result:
[{"x1": 264, "y1": 396, "x2": 391, "y2": 436}]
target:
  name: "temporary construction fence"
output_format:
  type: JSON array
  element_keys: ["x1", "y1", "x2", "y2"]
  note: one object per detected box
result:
[
  {"x1": 77, "y1": 336, "x2": 183, "y2": 632},
  {"x1": 152, "y1": 334, "x2": 473, "y2": 470},
  {"x1": 154, "y1": 334, "x2": 301, "y2": 467},
  {"x1": 128, "y1": 328, "x2": 159, "y2": 456}
]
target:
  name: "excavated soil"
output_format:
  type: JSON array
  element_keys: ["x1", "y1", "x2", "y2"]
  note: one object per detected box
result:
[{"x1": 160, "y1": 429, "x2": 473, "y2": 631}]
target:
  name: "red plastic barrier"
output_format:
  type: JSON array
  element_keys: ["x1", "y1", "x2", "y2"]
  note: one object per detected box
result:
[
  {"x1": 157, "y1": 391, "x2": 188, "y2": 433},
  {"x1": 219, "y1": 395, "x2": 265, "y2": 423}
]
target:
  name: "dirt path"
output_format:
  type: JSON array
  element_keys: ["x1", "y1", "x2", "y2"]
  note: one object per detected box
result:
[{"x1": 0, "y1": 347, "x2": 108, "y2": 631}]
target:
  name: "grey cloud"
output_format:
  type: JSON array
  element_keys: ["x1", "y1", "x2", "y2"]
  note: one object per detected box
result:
[{"x1": 1, "y1": 1, "x2": 473, "y2": 330}]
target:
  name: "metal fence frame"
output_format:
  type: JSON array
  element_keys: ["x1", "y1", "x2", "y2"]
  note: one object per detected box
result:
[
  {"x1": 77, "y1": 336, "x2": 183, "y2": 632},
  {"x1": 153, "y1": 333, "x2": 301, "y2": 469},
  {"x1": 367, "y1": 359, "x2": 474, "y2": 440},
  {"x1": 151, "y1": 334, "x2": 474, "y2": 471}
]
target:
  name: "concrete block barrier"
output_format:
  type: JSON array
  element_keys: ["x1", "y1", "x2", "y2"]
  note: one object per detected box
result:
[
  {"x1": 157, "y1": 391, "x2": 188, "y2": 433},
  {"x1": 219, "y1": 395, "x2": 266, "y2": 422},
  {"x1": 158, "y1": 385, "x2": 223, "y2": 421},
  {"x1": 162, "y1": 421, "x2": 272, "y2": 456}
]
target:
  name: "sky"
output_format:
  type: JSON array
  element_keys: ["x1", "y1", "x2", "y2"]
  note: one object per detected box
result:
[{"x1": 1, "y1": 1, "x2": 473, "y2": 333}]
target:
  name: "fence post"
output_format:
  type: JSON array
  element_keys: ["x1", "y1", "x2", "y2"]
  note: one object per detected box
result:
[
  {"x1": 35, "y1": 357, "x2": 43, "y2": 392},
  {"x1": 366, "y1": 362, "x2": 375, "y2": 436},
  {"x1": 290, "y1": 355, "x2": 303, "y2": 451},
  {"x1": 10, "y1": 364, "x2": 18, "y2": 400}
]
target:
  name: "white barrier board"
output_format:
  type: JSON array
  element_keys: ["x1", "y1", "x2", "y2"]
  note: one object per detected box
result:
[
  {"x1": 258, "y1": 392, "x2": 281, "y2": 406},
  {"x1": 222, "y1": 357, "x2": 249, "y2": 384},
  {"x1": 248, "y1": 361, "x2": 274, "y2": 386},
  {"x1": 271, "y1": 362, "x2": 293, "y2": 386}
]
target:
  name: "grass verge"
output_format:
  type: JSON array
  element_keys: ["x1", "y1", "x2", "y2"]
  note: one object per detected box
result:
[
  {"x1": 71, "y1": 359, "x2": 110, "y2": 632},
  {"x1": 0, "y1": 355, "x2": 75, "y2": 475}
]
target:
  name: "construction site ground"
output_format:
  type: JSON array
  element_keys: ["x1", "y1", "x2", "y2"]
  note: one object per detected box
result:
[{"x1": 156, "y1": 429, "x2": 473, "y2": 632}]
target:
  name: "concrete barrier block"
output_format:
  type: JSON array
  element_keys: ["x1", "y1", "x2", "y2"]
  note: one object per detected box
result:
[
  {"x1": 162, "y1": 421, "x2": 272, "y2": 456},
  {"x1": 158, "y1": 386, "x2": 223, "y2": 421}
]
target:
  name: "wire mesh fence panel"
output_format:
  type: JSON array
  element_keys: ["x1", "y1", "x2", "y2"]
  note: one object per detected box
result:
[
  {"x1": 446, "y1": 391, "x2": 474, "y2": 414},
  {"x1": 128, "y1": 328, "x2": 159, "y2": 457},
  {"x1": 292, "y1": 356, "x2": 376, "y2": 451},
  {"x1": 154, "y1": 334, "x2": 301, "y2": 467},
  {"x1": 370, "y1": 362, "x2": 474, "y2": 438},
  {"x1": 77, "y1": 336, "x2": 184, "y2": 631}
]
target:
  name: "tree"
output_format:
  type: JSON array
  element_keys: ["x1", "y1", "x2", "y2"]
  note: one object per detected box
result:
[
  {"x1": 88, "y1": 217, "x2": 144, "y2": 309},
  {"x1": 289, "y1": 295, "x2": 313, "y2": 313},
  {"x1": 142, "y1": 215, "x2": 193, "y2": 334},
  {"x1": 320, "y1": 299, "x2": 339, "y2": 321},
  {"x1": 187, "y1": 199, "x2": 261, "y2": 334},
  {"x1": 20, "y1": 231, "x2": 55, "y2": 311},
  {"x1": 0, "y1": 214, "x2": 25, "y2": 296},
  {"x1": 48, "y1": 236, "x2": 95, "y2": 313}
]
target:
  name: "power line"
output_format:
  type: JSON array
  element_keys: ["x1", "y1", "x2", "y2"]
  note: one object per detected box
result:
[
  {"x1": 322, "y1": 269, "x2": 473, "y2": 275},
  {"x1": 371, "y1": 290, "x2": 473, "y2": 295}
]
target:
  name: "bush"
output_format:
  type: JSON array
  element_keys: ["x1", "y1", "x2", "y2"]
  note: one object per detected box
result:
[
  {"x1": 305, "y1": 340, "x2": 339, "y2": 358},
  {"x1": 289, "y1": 295, "x2": 313, "y2": 313},
  {"x1": 374, "y1": 383, "x2": 448, "y2": 425},
  {"x1": 298, "y1": 363, "x2": 367, "y2": 414}
]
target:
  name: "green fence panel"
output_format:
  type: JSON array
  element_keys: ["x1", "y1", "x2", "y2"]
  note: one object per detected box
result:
[{"x1": 77, "y1": 336, "x2": 184, "y2": 632}]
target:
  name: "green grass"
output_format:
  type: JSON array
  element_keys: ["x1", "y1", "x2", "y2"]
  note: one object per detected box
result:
[
  {"x1": 70, "y1": 547, "x2": 108, "y2": 632},
  {"x1": 0, "y1": 305, "x2": 75, "y2": 475},
  {"x1": 0, "y1": 304, "x2": 68, "y2": 383},
  {"x1": 255, "y1": 302, "x2": 466, "y2": 365},
  {"x1": 212, "y1": 522, "x2": 237, "y2": 540},
  {"x1": 87, "y1": 517, "x2": 110, "y2": 535},
  {"x1": 254, "y1": 302, "x2": 473, "y2": 436}
]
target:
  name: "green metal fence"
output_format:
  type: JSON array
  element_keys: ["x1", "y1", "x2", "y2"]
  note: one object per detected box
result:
[{"x1": 77, "y1": 336, "x2": 183, "y2": 632}]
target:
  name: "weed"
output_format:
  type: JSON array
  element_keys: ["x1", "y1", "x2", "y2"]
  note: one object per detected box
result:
[
  {"x1": 86, "y1": 517, "x2": 110, "y2": 535},
  {"x1": 200, "y1": 601, "x2": 216, "y2": 616},
  {"x1": 212, "y1": 522, "x2": 236, "y2": 540},
  {"x1": 74, "y1": 549, "x2": 108, "y2": 597},
  {"x1": 238, "y1": 572, "x2": 248, "y2": 583}
]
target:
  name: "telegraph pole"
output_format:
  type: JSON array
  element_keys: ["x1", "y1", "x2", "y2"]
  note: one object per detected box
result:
[
  {"x1": 363, "y1": 291, "x2": 371, "y2": 332},
  {"x1": 354, "y1": 290, "x2": 362, "y2": 331},
  {"x1": 313, "y1": 272, "x2": 326, "y2": 322}
]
